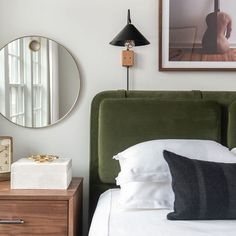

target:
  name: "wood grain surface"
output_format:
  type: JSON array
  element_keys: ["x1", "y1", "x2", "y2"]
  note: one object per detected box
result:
[
  {"x1": 0, "y1": 178, "x2": 82, "y2": 200},
  {"x1": 0, "y1": 177, "x2": 83, "y2": 236},
  {"x1": 0, "y1": 200, "x2": 68, "y2": 235}
]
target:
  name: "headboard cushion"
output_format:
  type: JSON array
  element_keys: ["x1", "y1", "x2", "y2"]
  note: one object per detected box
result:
[
  {"x1": 98, "y1": 99, "x2": 221, "y2": 183},
  {"x1": 201, "y1": 91, "x2": 236, "y2": 146}
]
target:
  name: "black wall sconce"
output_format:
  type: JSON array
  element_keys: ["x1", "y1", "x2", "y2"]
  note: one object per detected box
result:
[{"x1": 110, "y1": 9, "x2": 150, "y2": 91}]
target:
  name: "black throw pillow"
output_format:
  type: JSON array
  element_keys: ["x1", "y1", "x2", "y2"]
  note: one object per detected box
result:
[{"x1": 163, "y1": 150, "x2": 236, "y2": 220}]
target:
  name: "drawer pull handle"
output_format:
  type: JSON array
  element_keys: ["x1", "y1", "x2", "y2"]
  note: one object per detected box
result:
[{"x1": 0, "y1": 219, "x2": 24, "y2": 224}]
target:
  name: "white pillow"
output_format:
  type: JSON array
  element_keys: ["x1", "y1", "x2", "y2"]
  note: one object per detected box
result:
[
  {"x1": 119, "y1": 181, "x2": 174, "y2": 209},
  {"x1": 231, "y1": 148, "x2": 236, "y2": 155},
  {"x1": 114, "y1": 139, "x2": 236, "y2": 184}
]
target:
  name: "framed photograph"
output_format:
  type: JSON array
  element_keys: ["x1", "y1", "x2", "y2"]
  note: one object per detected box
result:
[
  {"x1": 0, "y1": 136, "x2": 13, "y2": 181},
  {"x1": 159, "y1": 0, "x2": 236, "y2": 71}
]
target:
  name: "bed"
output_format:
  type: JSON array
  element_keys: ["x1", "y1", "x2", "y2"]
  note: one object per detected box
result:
[
  {"x1": 89, "y1": 90, "x2": 236, "y2": 235},
  {"x1": 89, "y1": 189, "x2": 236, "y2": 236}
]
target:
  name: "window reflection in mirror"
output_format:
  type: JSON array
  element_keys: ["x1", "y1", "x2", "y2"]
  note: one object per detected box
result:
[{"x1": 0, "y1": 36, "x2": 80, "y2": 128}]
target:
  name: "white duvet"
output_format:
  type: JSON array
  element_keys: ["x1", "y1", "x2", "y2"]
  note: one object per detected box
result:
[{"x1": 89, "y1": 189, "x2": 236, "y2": 236}]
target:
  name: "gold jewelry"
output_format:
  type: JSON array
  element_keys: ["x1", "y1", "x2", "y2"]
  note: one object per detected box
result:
[{"x1": 27, "y1": 155, "x2": 59, "y2": 163}]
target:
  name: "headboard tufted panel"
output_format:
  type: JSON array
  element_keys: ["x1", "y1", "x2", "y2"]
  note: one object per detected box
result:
[{"x1": 98, "y1": 99, "x2": 221, "y2": 183}]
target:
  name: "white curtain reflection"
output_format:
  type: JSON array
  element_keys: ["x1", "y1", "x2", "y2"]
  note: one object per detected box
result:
[
  {"x1": 0, "y1": 37, "x2": 59, "y2": 127},
  {"x1": 49, "y1": 40, "x2": 59, "y2": 124}
]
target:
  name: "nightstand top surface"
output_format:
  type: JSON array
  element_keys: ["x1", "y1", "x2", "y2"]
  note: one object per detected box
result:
[{"x1": 0, "y1": 177, "x2": 83, "y2": 200}]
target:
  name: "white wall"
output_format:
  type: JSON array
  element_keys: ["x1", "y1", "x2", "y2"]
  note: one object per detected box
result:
[
  {"x1": 170, "y1": 0, "x2": 236, "y2": 44},
  {"x1": 1, "y1": 0, "x2": 236, "y2": 234}
]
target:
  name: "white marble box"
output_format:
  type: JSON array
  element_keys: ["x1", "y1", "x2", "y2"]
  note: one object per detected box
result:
[{"x1": 11, "y1": 158, "x2": 72, "y2": 189}]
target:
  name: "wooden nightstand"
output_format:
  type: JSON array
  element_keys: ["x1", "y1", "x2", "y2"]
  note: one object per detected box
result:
[{"x1": 0, "y1": 177, "x2": 83, "y2": 236}]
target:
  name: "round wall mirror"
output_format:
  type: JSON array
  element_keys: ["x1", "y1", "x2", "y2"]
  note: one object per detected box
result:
[{"x1": 0, "y1": 36, "x2": 80, "y2": 128}]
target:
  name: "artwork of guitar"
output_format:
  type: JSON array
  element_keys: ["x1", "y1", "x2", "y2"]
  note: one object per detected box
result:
[{"x1": 202, "y1": 0, "x2": 232, "y2": 54}]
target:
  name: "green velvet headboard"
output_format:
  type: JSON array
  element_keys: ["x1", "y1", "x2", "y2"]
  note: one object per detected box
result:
[{"x1": 89, "y1": 90, "x2": 236, "y2": 218}]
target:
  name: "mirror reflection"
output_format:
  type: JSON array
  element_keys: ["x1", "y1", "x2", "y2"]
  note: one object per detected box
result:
[{"x1": 0, "y1": 36, "x2": 80, "y2": 128}]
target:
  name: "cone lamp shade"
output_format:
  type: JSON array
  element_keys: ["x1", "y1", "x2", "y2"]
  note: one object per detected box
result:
[{"x1": 110, "y1": 10, "x2": 150, "y2": 46}]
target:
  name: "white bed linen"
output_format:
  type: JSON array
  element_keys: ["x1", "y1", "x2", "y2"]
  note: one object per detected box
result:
[{"x1": 89, "y1": 189, "x2": 236, "y2": 236}]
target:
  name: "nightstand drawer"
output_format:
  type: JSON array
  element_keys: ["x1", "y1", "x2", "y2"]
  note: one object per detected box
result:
[{"x1": 0, "y1": 200, "x2": 68, "y2": 235}]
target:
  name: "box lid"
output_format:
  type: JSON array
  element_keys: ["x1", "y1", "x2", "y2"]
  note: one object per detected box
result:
[{"x1": 11, "y1": 158, "x2": 72, "y2": 173}]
